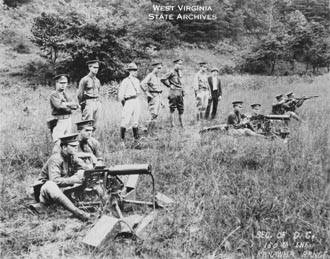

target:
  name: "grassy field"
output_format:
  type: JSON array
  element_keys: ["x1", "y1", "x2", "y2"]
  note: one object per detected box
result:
[{"x1": 1, "y1": 62, "x2": 330, "y2": 259}]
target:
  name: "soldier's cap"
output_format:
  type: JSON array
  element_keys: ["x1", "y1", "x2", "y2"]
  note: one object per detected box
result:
[
  {"x1": 232, "y1": 101, "x2": 243, "y2": 106},
  {"x1": 211, "y1": 67, "x2": 219, "y2": 72},
  {"x1": 53, "y1": 74, "x2": 69, "y2": 82},
  {"x1": 60, "y1": 133, "x2": 79, "y2": 146},
  {"x1": 152, "y1": 61, "x2": 163, "y2": 67},
  {"x1": 286, "y1": 92, "x2": 294, "y2": 97},
  {"x1": 199, "y1": 61, "x2": 207, "y2": 66},
  {"x1": 76, "y1": 120, "x2": 94, "y2": 130},
  {"x1": 86, "y1": 59, "x2": 100, "y2": 65},
  {"x1": 127, "y1": 62, "x2": 138, "y2": 71},
  {"x1": 173, "y1": 58, "x2": 183, "y2": 64},
  {"x1": 276, "y1": 94, "x2": 284, "y2": 99},
  {"x1": 251, "y1": 103, "x2": 261, "y2": 109}
]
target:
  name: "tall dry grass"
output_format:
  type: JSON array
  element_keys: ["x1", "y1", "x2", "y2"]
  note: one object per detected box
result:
[{"x1": 1, "y1": 72, "x2": 330, "y2": 258}]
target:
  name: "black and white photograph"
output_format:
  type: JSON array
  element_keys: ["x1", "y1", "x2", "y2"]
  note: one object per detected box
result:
[{"x1": 1, "y1": 0, "x2": 330, "y2": 258}]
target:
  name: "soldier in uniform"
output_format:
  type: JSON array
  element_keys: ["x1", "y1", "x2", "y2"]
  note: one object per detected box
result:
[
  {"x1": 141, "y1": 61, "x2": 164, "y2": 134},
  {"x1": 161, "y1": 58, "x2": 184, "y2": 127},
  {"x1": 49, "y1": 74, "x2": 78, "y2": 143},
  {"x1": 248, "y1": 103, "x2": 264, "y2": 133},
  {"x1": 227, "y1": 101, "x2": 264, "y2": 137},
  {"x1": 285, "y1": 92, "x2": 305, "y2": 112},
  {"x1": 272, "y1": 94, "x2": 302, "y2": 121},
  {"x1": 193, "y1": 61, "x2": 209, "y2": 120},
  {"x1": 205, "y1": 67, "x2": 222, "y2": 120},
  {"x1": 34, "y1": 134, "x2": 90, "y2": 221},
  {"x1": 118, "y1": 62, "x2": 142, "y2": 143},
  {"x1": 77, "y1": 60, "x2": 101, "y2": 127},
  {"x1": 76, "y1": 120, "x2": 103, "y2": 167}
]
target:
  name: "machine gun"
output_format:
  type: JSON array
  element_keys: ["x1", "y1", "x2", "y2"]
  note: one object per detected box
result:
[
  {"x1": 73, "y1": 164, "x2": 174, "y2": 247},
  {"x1": 250, "y1": 114, "x2": 290, "y2": 139}
]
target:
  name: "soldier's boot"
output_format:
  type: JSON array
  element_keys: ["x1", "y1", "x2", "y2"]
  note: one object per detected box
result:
[
  {"x1": 147, "y1": 121, "x2": 155, "y2": 136},
  {"x1": 199, "y1": 111, "x2": 204, "y2": 120},
  {"x1": 54, "y1": 194, "x2": 90, "y2": 221},
  {"x1": 120, "y1": 127, "x2": 126, "y2": 140},
  {"x1": 132, "y1": 127, "x2": 141, "y2": 149},
  {"x1": 196, "y1": 113, "x2": 200, "y2": 121},
  {"x1": 170, "y1": 113, "x2": 175, "y2": 127},
  {"x1": 178, "y1": 114, "x2": 184, "y2": 128}
]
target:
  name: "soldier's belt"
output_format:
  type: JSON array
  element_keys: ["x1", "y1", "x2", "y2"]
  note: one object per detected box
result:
[
  {"x1": 149, "y1": 90, "x2": 162, "y2": 94},
  {"x1": 55, "y1": 114, "x2": 71, "y2": 120},
  {"x1": 124, "y1": 96, "x2": 137, "y2": 101}
]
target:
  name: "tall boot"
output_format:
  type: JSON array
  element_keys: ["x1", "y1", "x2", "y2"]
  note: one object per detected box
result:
[
  {"x1": 120, "y1": 127, "x2": 126, "y2": 140},
  {"x1": 54, "y1": 194, "x2": 90, "y2": 221},
  {"x1": 132, "y1": 127, "x2": 139, "y2": 140},
  {"x1": 199, "y1": 111, "x2": 204, "y2": 120},
  {"x1": 147, "y1": 121, "x2": 155, "y2": 136},
  {"x1": 178, "y1": 114, "x2": 184, "y2": 128}
]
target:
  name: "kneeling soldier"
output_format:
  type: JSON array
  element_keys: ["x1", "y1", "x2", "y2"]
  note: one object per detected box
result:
[
  {"x1": 118, "y1": 62, "x2": 142, "y2": 144},
  {"x1": 34, "y1": 134, "x2": 90, "y2": 221},
  {"x1": 272, "y1": 94, "x2": 302, "y2": 121},
  {"x1": 76, "y1": 120, "x2": 103, "y2": 167},
  {"x1": 227, "y1": 101, "x2": 264, "y2": 138}
]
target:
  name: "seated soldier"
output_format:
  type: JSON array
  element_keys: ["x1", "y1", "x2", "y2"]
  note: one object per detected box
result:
[
  {"x1": 272, "y1": 93, "x2": 302, "y2": 121},
  {"x1": 33, "y1": 134, "x2": 90, "y2": 221},
  {"x1": 227, "y1": 101, "x2": 264, "y2": 138},
  {"x1": 76, "y1": 120, "x2": 104, "y2": 168},
  {"x1": 248, "y1": 103, "x2": 264, "y2": 133}
]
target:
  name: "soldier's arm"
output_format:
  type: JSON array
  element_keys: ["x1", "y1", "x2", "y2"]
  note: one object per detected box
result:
[
  {"x1": 48, "y1": 159, "x2": 82, "y2": 186},
  {"x1": 141, "y1": 73, "x2": 151, "y2": 92},
  {"x1": 77, "y1": 78, "x2": 86, "y2": 103},
  {"x1": 193, "y1": 73, "x2": 199, "y2": 92},
  {"x1": 160, "y1": 71, "x2": 173, "y2": 88},
  {"x1": 118, "y1": 79, "x2": 127, "y2": 102},
  {"x1": 50, "y1": 93, "x2": 71, "y2": 112}
]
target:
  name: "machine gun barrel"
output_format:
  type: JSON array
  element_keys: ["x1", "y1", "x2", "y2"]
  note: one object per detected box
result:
[{"x1": 85, "y1": 164, "x2": 152, "y2": 176}]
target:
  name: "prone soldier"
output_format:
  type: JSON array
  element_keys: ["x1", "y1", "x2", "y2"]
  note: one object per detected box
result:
[
  {"x1": 193, "y1": 61, "x2": 209, "y2": 120},
  {"x1": 76, "y1": 120, "x2": 104, "y2": 168},
  {"x1": 118, "y1": 62, "x2": 142, "y2": 145},
  {"x1": 227, "y1": 101, "x2": 264, "y2": 138},
  {"x1": 49, "y1": 74, "x2": 78, "y2": 143},
  {"x1": 160, "y1": 58, "x2": 184, "y2": 128},
  {"x1": 141, "y1": 61, "x2": 164, "y2": 135},
  {"x1": 272, "y1": 94, "x2": 302, "y2": 121},
  {"x1": 32, "y1": 134, "x2": 91, "y2": 221},
  {"x1": 77, "y1": 60, "x2": 101, "y2": 128}
]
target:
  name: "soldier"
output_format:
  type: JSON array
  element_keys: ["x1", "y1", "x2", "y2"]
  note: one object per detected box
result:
[
  {"x1": 118, "y1": 62, "x2": 142, "y2": 144},
  {"x1": 49, "y1": 74, "x2": 78, "y2": 143},
  {"x1": 205, "y1": 67, "x2": 222, "y2": 120},
  {"x1": 193, "y1": 61, "x2": 209, "y2": 120},
  {"x1": 161, "y1": 58, "x2": 184, "y2": 128},
  {"x1": 77, "y1": 60, "x2": 101, "y2": 127},
  {"x1": 33, "y1": 134, "x2": 90, "y2": 221},
  {"x1": 141, "y1": 61, "x2": 164, "y2": 134},
  {"x1": 272, "y1": 94, "x2": 302, "y2": 121},
  {"x1": 227, "y1": 101, "x2": 264, "y2": 138},
  {"x1": 285, "y1": 92, "x2": 305, "y2": 112},
  {"x1": 76, "y1": 120, "x2": 104, "y2": 167},
  {"x1": 248, "y1": 103, "x2": 264, "y2": 133}
]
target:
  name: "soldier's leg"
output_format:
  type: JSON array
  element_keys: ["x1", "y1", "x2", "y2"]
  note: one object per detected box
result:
[
  {"x1": 244, "y1": 129, "x2": 265, "y2": 138},
  {"x1": 40, "y1": 181, "x2": 90, "y2": 221},
  {"x1": 201, "y1": 90, "x2": 209, "y2": 118},
  {"x1": 168, "y1": 96, "x2": 176, "y2": 127},
  {"x1": 52, "y1": 118, "x2": 71, "y2": 142},
  {"x1": 178, "y1": 96, "x2": 184, "y2": 128},
  {"x1": 287, "y1": 111, "x2": 302, "y2": 122},
  {"x1": 131, "y1": 99, "x2": 141, "y2": 140},
  {"x1": 205, "y1": 98, "x2": 212, "y2": 119},
  {"x1": 93, "y1": 101, "x2": 101, "y2": 128},
  {"x1": 211, "y1": 97, "x2": 219, "y2": 119},
  {"x1": 195, "y1": 91, "x2": 202, "y2": 120},
  {"x1": 120, "y1": 100, "x2": 134, "y2": 140},
  {"x1": 82, "y1": 100, "x2": 95, "y2": 121}
]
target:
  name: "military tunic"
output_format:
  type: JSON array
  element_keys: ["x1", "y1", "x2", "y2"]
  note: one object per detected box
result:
[
  {"x1": 79, "y1": 137, "x2": 103, "y2": 164},
  {"x1": 77, "y1": 73, "x2": 101, "y2": 126}
]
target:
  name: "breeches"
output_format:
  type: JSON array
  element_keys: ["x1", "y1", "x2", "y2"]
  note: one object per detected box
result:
[
  {"x1": 52, "y1": 117, "x2": 72, "y2": 142},
  {"x1": 120, "y1": 98, "x2": 141, "y2": 128},
  {"x1": 148, "y1": 94, "x2": 161, "y2": 121},
  {"x1": 196, "y1": 90, "x2": 210, "y2": 111},
  {"x1": 39, "y1": 181, "x2": 67, "y2": 204},
  {"x1": 82, "y1": 99, "x2": 101, "y2": 126}
]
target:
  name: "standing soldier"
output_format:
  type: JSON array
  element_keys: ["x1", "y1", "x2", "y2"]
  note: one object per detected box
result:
[
  {"x1": 141, "y1": 61, "x2": 164, "y2": 135},
  {"x1": 76, "y1": 120, "x2": 104, "y2": 168},
  {"x1": 32, "y1": 134, "x2": 91, "y2": 221},
  {"x1": 205, "y1": 67, "x2": 222, "y2": 120},
  {"x1": 49, "y1": 74, "x2": 78, "y2": 143},
  {"x1": 193, "y1": 61, "x2": 209, "y2": 120},
  {"x1": 161, "y1": 58, "x2": 184, "y2": 127},
  {"x1": 118, "y1": 62, "x2": 142, "y2": 144},
  {"x1": 77, "y1": 60, "x2": 101, "y2": 127}
]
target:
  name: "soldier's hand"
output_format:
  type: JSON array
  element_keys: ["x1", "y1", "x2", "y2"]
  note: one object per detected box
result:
[{"x1": 218, "y1": 96, "x2": 222, "y2": 100}]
